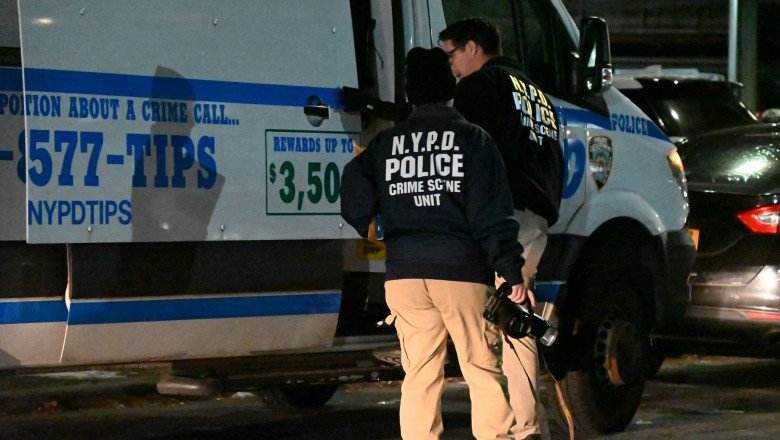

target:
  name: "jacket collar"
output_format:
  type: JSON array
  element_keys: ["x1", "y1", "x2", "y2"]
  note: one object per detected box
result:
[{"x1": 481, "y1": 56, "x2": 522, "y2": 71}]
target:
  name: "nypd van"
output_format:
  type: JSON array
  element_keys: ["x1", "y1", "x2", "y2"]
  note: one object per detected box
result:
[{"x1": 0, "y1": 0, "x2": 693, "y2": 437}]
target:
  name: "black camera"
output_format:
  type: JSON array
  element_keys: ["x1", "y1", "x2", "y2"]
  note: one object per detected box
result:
[{"x1": 483, "y1": 282, "x2": 558, "y2": 346}]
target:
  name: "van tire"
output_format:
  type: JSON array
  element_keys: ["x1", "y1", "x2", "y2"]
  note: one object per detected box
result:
[
  {"x1": 259, "y1": 384, "x2": 339, "y2": 408},
  {"x1": 546, "y1": 232, "x2": 653, "y2": 438}
]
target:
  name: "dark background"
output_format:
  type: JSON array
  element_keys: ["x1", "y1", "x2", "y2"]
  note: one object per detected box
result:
[{"x1": 562, "y1": 0, "x2": 780, "y2": 111}]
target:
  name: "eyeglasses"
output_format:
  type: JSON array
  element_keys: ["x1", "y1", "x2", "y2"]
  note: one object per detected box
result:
[{"x1": 446, "y1": 46, "x2": 462, "y2": 59}]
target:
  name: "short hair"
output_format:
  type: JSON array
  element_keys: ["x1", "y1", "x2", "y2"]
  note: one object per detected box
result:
[
  {"x1": 438, "y1": 17, "x2": 503, "y2": 56},
  {"x1": 405, "y1": 47, "x2": 456, "y2": 105}
]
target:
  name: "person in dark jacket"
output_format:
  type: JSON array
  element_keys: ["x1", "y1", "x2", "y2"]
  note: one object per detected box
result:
[
  {"x1": 440, "y1": 17, "x2": 564, "y2": 440},
  {"x1": 341, "y1": 46, "x2": 526, "y2": 440}
]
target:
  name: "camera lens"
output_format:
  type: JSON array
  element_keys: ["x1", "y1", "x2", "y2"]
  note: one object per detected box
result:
[
  {"x1": 539, "y1": 326, "x2": 558, "y2": 346},
  {"x1": 505, "y1": 315, "x2": 530, "y2": 339}
]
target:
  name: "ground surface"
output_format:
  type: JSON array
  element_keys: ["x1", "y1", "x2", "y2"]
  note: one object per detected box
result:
[{"x1": 1, "y1": 356, "x2": 779, "y2": 439}]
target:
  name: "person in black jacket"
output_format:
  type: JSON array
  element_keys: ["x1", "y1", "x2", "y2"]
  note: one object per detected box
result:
[
  {"x1": 439, "y1": 18, "x2": 564, "y2": 440},
  {"x1": 341, "y1": 47, "x2": 526, "y2": 440}
]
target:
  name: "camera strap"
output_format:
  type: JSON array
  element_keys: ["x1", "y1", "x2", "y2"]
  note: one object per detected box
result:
[{"x1": 505, "y1": 334, "x2": 575, "y2": 440}]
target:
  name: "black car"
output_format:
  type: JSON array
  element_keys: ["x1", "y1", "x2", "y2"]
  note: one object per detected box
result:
[
  {"x1": 616, "y1": 74, "x2": 758, "y2": 142},
  {"x1": 616, "y1": 73, "x2": 780, "y2": 358},
  {"x1": 679, "y1": 124, "x2": 780, "y2": 356}
]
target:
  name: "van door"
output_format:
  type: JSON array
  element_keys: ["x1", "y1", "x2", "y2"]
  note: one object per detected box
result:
[
  {"x1": 513, "y1": 0, "x2": 588, "y2": 233},
  {"x1": 16, "y1": 0, "x2": 361, "y2": 365}
]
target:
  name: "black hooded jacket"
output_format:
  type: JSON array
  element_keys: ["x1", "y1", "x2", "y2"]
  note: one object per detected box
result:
[
  {"x1": 454, "y1": 56, "x2": 564, "y2": 225},
  {"x1": 340, "y1": 104, "x2": 525, "y2": 286}
]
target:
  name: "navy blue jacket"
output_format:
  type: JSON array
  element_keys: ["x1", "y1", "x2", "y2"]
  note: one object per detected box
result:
[
  {"x1": 454, "y1": 56, "x2": 563, "y2": 225},
  {"x1": 340, "y1": 104, "x2": 525, "y2": 286}
]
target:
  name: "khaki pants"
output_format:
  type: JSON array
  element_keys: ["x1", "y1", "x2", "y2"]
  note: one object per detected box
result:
[
  {"x1": 385, "y1": 279, "x2": 515, "y2": 440},
  {"x1": 502, "y1": 334, "x2": 540, "y2": 439},
  {"x1": 498, "y1": 208, "x2": 549, "y2": 439}
]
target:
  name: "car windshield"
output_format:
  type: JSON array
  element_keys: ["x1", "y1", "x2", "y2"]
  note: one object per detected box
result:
[
  {"x1": 628, "y1": 80, "x2": 757, "y2": 138},
  {"x1": 681, "y1": 133, "x2": 780, "y2": 193}
]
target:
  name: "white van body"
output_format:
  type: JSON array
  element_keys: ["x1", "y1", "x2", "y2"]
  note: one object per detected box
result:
[
  {"x1": 0, "y1": 0, "x2": 694, "y2": 436},
  {"x1": 2, "y1": 0, "x2": 364, "y2": 369}
]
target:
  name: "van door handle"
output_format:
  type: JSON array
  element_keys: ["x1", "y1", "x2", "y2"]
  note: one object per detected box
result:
[
  {"x1": 304, "y1": 103, "x2": 330, "y2": 118},
  {"x1": 304, "y1": 95, "x2": 330, "y2": 127}
]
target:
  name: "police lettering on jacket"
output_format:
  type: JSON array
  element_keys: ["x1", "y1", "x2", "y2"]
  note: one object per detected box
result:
[
  {"x1": 509, "y1": 75, "x2": 558, "y2": 144},
  {"x1": 384, "y1": 130, "x2": 463, "y2": 206}
]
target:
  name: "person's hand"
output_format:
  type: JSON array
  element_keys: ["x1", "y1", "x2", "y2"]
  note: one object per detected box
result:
[
  {"x1": 338, "y1": 86, "x2": 380, "y2": 112},
  {"x1": 508, "y1": 283, "x2": 536, "y2": 307}
]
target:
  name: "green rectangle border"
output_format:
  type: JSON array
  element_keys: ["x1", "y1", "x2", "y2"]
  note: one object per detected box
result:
[{"x1": 264, "y1": 129, "x2": 361, "y2": 216}]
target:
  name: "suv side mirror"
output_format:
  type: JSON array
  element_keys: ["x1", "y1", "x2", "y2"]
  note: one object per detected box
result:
[{"x1": 578, "y1": 17, "x2": 613, "y2": 96}]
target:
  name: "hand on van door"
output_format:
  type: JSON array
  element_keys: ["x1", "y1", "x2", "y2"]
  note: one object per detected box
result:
[
  {"x1": 339, "y1": 86, "x2": 381, "y2": 112},
  {"x1": 339, "y1": 87, "x2": 412, "y2": 122}
]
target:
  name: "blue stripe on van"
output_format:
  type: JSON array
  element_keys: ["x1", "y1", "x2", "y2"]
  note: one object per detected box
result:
[
  {"x1": 0, "y1": 67, "x2": 23, "y2": 90},
  {"x1": 0, "y1": 299, "x2": 68, "y2": 325},
  {"x1": 558, "y1": 107, "x2": 610, "y2": 129},
  {"x1": 5, "y1": 68, "x2": 669, "y2": 141},
  {"x1": 2, "y1": 67, "x2": 342, "y2": 109},
  {"x1": 67, "y1": 293, "x2": 342, "y2": 325},
  {"x1": 558, "y1": 107, "x2": 669, "y2": 142},
  {"x1": 647, "y1": 120, "x2": 668, "y2": 140}
]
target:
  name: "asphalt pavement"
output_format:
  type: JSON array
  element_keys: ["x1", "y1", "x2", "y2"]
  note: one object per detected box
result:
[{"x1": 1, "y1": 356, "x2": 780, "y2": 439}]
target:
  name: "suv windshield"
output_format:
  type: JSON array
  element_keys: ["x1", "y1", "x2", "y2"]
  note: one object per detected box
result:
[{"x1": 620, "y1": 79, "x2": 757, "y2": 138}]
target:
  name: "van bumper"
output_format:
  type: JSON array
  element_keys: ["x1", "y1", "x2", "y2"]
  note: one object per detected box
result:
[{"x1": 656, "y1": 227, "x2": 696, "y2": 328}]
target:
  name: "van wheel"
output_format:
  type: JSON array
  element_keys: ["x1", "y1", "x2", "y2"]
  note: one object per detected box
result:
[
  {"x1": 259, "y1": 384, "x2": 339, "y2": 408},
  {"x1": 546, "y1": 263, "x2": 651, "y2": 438}
]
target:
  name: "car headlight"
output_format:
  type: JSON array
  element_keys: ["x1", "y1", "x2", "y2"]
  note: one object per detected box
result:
[{"x1": 667, "y1": 149, "x2": 688, "y2": 199}]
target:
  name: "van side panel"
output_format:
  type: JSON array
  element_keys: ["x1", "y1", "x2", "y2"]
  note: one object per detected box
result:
[
  {"x1": 17, "y1": 1, "x2": 361, "y2": 244},
  {"x1": 0, "y1": 1, "x2": 363, "y2": 367}
]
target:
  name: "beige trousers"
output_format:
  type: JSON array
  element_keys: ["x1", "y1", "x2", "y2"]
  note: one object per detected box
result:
[
  {"x1": 497, "y1": 208, "x2": 549, "y2": 439},
  {"x1": 385, "y1": 279, "x2": 515, "y2": 440}
]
